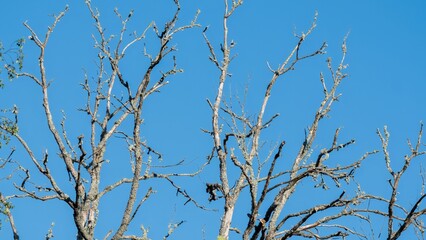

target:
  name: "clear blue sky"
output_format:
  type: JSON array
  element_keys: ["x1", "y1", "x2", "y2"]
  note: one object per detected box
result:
[{"x1": 1, "y1": 1, "x2": 426, "y2": 239}]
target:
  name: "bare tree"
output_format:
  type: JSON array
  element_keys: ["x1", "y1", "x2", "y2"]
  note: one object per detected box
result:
[
  {"x1": 202, "y1": 1, "x2": 426, "y2": 240},
  {"x1": 1, "y1": 1, "x2": 425, "y2": 240},
  {"x1": 1, "y1": 1, "x2": 203, "y2": 240}
]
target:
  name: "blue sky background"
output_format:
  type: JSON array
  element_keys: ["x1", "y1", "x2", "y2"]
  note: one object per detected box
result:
[{"x1": 1, "y1": 0, "x2": 426, "y2": 239}]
